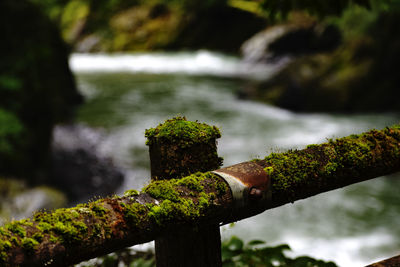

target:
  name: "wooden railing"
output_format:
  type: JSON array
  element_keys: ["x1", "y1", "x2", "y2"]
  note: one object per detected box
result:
[{"x1": 0, "y1": 117, "x2": 399, "y2": 267}]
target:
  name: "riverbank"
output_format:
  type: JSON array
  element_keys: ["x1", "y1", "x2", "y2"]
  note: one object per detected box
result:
[
  {"x1": 29, "y1": 0, "x2": 400, "y2": 113},
  {"x1": 238, "y1": 5, "x2": 400, "y2": 112},
  {"x1": 32, "y1": 0, "x2": 267, "y2": 54}
]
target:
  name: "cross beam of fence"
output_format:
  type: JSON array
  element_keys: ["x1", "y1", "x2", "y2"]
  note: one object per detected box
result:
[
  {"x1": 1, "y1": 123, "x2": 400, "y2": 266},
  {"x1": 367, "y1": 254, "x2": 400, "y2": 266}
]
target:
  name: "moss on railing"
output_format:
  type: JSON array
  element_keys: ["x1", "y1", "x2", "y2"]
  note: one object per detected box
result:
[
  {"x1": 0, "y1": 171, "x2": 230, "y2": 266},
  {"x1": 1, "y1": 124, "x2": 400, "y2": 266},
  {"x1": 262, "y1": 125, "x2": 400, "y2": 203}
]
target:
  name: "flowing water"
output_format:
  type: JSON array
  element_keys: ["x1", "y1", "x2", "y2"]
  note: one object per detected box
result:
[{"x1": 70, "y1": 51, "x2": 400, "y2": 267}]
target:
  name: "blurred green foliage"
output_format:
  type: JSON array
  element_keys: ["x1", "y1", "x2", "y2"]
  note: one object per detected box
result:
[
  {"x1": 221, "y1": 236, "x2": 337, "y2": 267},
  {"x1": 328, "y1": 5, "x2": 378, "y2": 39},
  {"x1": 78, "y1": 236, "x2": 337, "y2": 267},
  {"x1": 160, "y1": 0, "x2": 227, "y2": 10},
  {"x1": 0, "y1": 109, "x2": 24, "y2": 159},
  {"x1": 369, "y1": 0, "x2": 400, "y2": 11},
  {"x1": 329, "y1": 0, "x2": 400, "y2": 40},
  {"x1": 259, "y1": 0, "x2": 370, "y2": 20},
  {"x1": 232, "y1": 0, "x2": 400, "y2": 21},
  {"x1": 77, "y1": 249, "x2": 156, "y2": 267},
  {"x1": 30, "y1": 0, "x2": 400, "y2": 51},
  {"x1": 30, "y1": 0, "x2": 227, "y2": 23},
  {"x1": 29, "y1": 0, "x2": 264, "y2": 52}
]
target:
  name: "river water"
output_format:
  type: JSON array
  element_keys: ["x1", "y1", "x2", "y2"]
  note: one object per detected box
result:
[{"x1": 70, "y1": 51, "x2": 400, "y2": 267}]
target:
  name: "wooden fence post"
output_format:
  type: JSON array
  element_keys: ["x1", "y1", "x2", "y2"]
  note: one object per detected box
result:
[{"x1": 145, "y1": 116, "x2": 224, "y2": 267}]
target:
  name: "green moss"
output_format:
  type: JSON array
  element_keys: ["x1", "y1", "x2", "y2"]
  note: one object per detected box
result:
[
  {"x1": 145, "y1": 116, "x2": 223, "y2": 179},
  {"x1": 9, "y1": 236, "x2": 19, "y2": 245},
  {"x1": 144, "y1": 180, "x2": 180, "y2": 202},
  {"x1": 208, "y1": 193, "x2": 216, "y2": 201},
  {"x1": 145, "y1": 116, "x2": 221, "y2": 147},
  {"x1": 23, "y1": 201, "x2": 112, "y2": 243},
  {"x1": 92, "y1": 223, "x2": 101, "y2": 238},
  {"x1": 0, "y1": 251, "x2": 7, "y2": 263},
  {"x1": 49, "y1": 235, "x2": 60, "y2": 243},
  {"x1": 144, "y1": 172, "x2": 221, "y2": 199},
  {"x1": 32, "y1": 232, "x2": 44, "y2": 242},
  {"x1": 21, "y1": 237, "x2": 39, "y2": 252},
  {"x1": 123, "y1": 189, "x2": 139, "y2": 197},
  {"x1": 264, "y1": 126, "x2": 400, "y2": 201},
  {"x1": 148, "y1": 198, "x2": 200, "y2": 226},
  {"x1": 31, "y1": 204, "x2": 105, "y2": 245},
  {"x1": 392, "y1": 124, "x2": 400, "y2": 130},
  {"x1": 34, "y1": 208, "x2": 82, "y2": 228},
  {"x1": 37, "y1": 222, "x2": 52, "y2": 233},
  {"x1": 214, "y1": 178, "x2": 229, "y2": 195},
  {"x1": 53, "y1": 221, "x2": 83, "y2": 243},
  {"x1": 5, "y1": 222, "x2": 27, "y2": 238},
  {"x1": 176, "y1": 175, "x2": 204, "y2": 192},
  {"x1": 265, "y1": 166, "x2": 274, "y2": 175},
  {"x1": 0, "y1": 228, "x2": 8, "y2": 236},
  {"x1": 121, "y1": 202, "x2": 148, "y2": 226},
  {"x1": 72, "y1": 221, "x2": 88, "y2": 233},
  {"x1": 264, "y1": 152, "x2": 321, "y2": 195},
  {"x1": 0, "y1": 238, "x2": 11, "y2": 262},
  {"x1": 143, "y1": 172, "x2": 225, "y2": 225},
  {"x1": 305, "y1": 144, "x2": 319, "y2": 149},
  {"x1": 0, "y1": 240, "x2": 11, "y2": 250},
  {"x1": 198, "y1": 192, "x2": 210, "y2": 208},
  {"x1": 91, "y1": 204, "x2": 108, "y2": 217},
  {"x1": 0, "y1": 170, "x2": 228, "y2": 257},
  {"x1": 148, "y1": 201, "x2": 175, "y2": 225},
  {"x1": 327, "y1": 130, "x2": 377, "y2": 170},
  {"x1": 324, "y1": 161, "x2": 340, "y2": 175}
]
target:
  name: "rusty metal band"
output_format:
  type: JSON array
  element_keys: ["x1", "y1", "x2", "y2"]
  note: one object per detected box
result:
[
  {"x1": 211, "y1": 170, "x2": 249, "y2": 207},
  {"x1": 212, "y1": 161, "x2": 271, "y2": 208}
]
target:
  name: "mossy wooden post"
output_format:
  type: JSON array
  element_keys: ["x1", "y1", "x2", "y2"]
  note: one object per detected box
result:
[{"x1": 145, "y1": 116, "x2": 223, "y2": 267}]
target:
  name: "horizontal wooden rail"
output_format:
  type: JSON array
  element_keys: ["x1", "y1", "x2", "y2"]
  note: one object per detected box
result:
[
  {"x1": 367, "y1": 254, "x2": 400, "y2": 266},
  {"x1": 1, "y1": 125, "x2": 400, "y2": 266}
]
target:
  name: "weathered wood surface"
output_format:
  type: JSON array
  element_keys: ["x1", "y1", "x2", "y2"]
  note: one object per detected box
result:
[
  {"x1": 366, "y1": 254, "x2": 400, "y2": 267},
  {"x1": 0, "y1": 125, "x2": 399, "y2": 266}
]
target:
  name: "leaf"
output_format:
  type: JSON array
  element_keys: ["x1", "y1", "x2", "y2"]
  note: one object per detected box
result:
[
  {"x1": 247, "y1": 239, "x2": 265, "y2": 247},
  {"x1": 291, "y1": 256, "x2": 338, "y2": 267},
  {"x1": 226, "y1": 236, "x2": 244, "y2": 252},
  {"x1": 274, "y1": 244, "x2": 291, "y2": 252},
  {"x1": 129, "y1": 258, "x2": 156, "y2": 267},
  {"x1": 221, "y1": 248, "x2": 238, "y2": 262}
]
